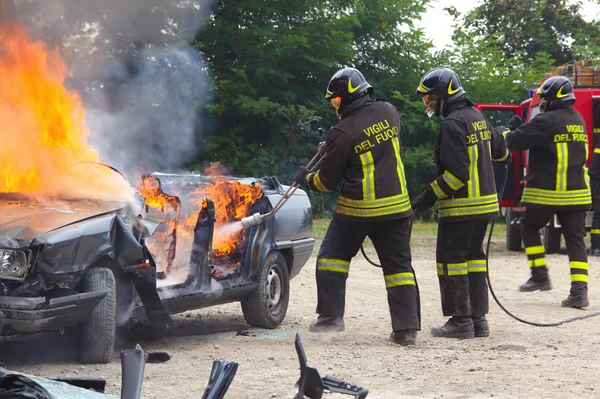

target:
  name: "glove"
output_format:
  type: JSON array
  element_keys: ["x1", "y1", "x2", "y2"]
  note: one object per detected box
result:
[
  {"x1": 293, "y1": 167, "x2": 310, "y2": 187},
  {"x1": 411, "y1": 187, "x2": 437, "y2": 212},
  {"x1": 507, "y1": 114, "x2": 523, "y2": 131}
]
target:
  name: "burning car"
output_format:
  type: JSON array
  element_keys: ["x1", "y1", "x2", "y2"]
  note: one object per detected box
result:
[
  {"x1": 0, "y1": 170, "x2": 315, "y2": 364},
  {"x1": 0, "y1": 26, "x2": 315, "y2": 364}
]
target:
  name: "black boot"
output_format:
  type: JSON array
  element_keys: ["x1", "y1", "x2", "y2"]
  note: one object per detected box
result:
[
  {"x1": 562, "y1": 282, "x2": 589, "y2": 308},
  {"x1": 471, "y1": 315, "x2": 489, "y2": 337},
  {"x1": 390, "y1": 329, "x2": 417, "y2": 346},
  {"x1": 431, "y1": 316, "x2": 474, "y2": 339},
  {"x1": 308, "y1": 315, "x2": 345, "y2": 333},
  {"x1": 519, "y1": 276, "x2": 552, "y2": 292}
]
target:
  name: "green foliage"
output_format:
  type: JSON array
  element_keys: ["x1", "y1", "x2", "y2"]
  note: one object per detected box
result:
[{"x1": 458, "y1": 0, "x2": 600, "y2": 65}]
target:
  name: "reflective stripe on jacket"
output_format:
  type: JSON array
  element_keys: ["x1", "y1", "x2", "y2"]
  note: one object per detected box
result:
[
  {"x1": 505, "y1": 107, "x2": 591, "y2": 209},
  {"x1": 432, "y1": 101, "x2": 509, "y2": 223},
  {"x1": 306, "y1": 96, "x2": 411, "y2": 221}
]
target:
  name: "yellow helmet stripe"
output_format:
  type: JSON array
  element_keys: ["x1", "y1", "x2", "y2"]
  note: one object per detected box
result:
[
  {"x1": 447, "y1": 79, "x2": 459, "y2": 95},
  {"x1": 556, "y1": 85, "x2": 569, "y2": 98},
  {"x1": 348, "y1": 77, "x2": 361, "y2": 93},
  {"x1": 416, "y1": 81, "x2": 429, "y2": 93}
]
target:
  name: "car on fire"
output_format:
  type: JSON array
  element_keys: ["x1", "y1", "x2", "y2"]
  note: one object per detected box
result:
[{"x1": 0, "y1": 171, "x2": 315, "y2": 364}]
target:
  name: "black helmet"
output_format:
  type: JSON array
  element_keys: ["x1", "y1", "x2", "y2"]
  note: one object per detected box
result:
[
  {"x1": 537, "y1": 76, "x2": 576, "y2": 109},
  {"x1": 416, "y1": 67, "x2": 465, "y2": 103},
  {"x1": 325, "y1": 67, "x2": 373, "y2": 106}
]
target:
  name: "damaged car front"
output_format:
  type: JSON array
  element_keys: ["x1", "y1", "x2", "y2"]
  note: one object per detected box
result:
[{"x1": 0, "y1": 193, "x2": 167, "y2": 364}]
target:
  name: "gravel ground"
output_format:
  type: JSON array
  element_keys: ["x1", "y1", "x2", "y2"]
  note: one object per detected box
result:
[{"x1": 2, "y1": 221, "x2": 600, "y2": 398}]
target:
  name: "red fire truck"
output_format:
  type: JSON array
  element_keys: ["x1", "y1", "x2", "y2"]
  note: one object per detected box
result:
[{"x1": 476, "y1": 61, "x2": 600, "y2": 253}]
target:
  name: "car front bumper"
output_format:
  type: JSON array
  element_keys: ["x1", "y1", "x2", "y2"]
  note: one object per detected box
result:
[{"x1": 0, "y1": 291, "x2": 107, "y2": 334}]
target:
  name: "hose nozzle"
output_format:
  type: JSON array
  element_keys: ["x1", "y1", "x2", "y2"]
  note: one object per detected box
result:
[{"x1": 240, "y1": 212, "x2": 265, "y2": 229}]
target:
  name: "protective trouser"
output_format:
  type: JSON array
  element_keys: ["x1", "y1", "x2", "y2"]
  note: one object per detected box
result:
[
  {"x1": 436, "y1": 219, "x2": 489, "y2": 317},
  {"x1": 591, "y1": 176, "x2": 600, "y2": 252},
  {"x1": 521, "y1": 208, "x2": 588, "y2": 294},
  {"x1": 316, "y1": 216, "x2": 420, "y2": 332}
]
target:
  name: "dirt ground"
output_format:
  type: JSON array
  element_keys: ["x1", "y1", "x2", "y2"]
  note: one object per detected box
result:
[{"x1": 2, "y1": 221, "x2": 600, "y2": 399}]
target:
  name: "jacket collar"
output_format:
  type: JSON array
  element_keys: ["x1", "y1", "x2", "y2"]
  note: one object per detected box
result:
[
  {"x1": 442, "y1": 96, "x2": 474, "y2": 117},
  {"x1": 341, "y1": 95, "x2": 371, "y2": 119}
]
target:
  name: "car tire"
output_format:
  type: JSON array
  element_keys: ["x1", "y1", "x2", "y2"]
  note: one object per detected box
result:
[
  {"x1": 543, "y1": 226, "x2": 561, "y2": 255},
  {"x1": 78, "y1": 267, "x2": 116, "y2": 364},
  {"x1": 241, "y1": 251, "x2": 290, "y2": 329},
  {"x1": 506, "y1": 208, "x2": 523, "y2": 251}
]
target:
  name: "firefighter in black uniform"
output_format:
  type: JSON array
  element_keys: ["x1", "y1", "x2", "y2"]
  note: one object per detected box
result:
[
  {"x1": 293, "y1": 67, "x2": 420, "y2": 346},
  {"x1": 504, "y1": 76, "x2": 591, "y2": 308},
  {"x1": 589, "y1": 99, "x2": 600, "y2": 256},
  {"x1": 412, "y1": 68, "x2": 510, "y2": 338}
]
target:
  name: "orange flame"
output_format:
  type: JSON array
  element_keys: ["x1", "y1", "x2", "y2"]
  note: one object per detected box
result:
[
  {"x1": 0, "y1": 24, "x2": 132, "y2": 200},
  {"x1": 140, "y1": 163, "x2": 263, "y2": 264}
]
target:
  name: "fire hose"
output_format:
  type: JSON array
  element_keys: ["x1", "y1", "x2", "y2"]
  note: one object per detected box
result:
[
  {"x1": 240, "y1": 147, "x2": 325, "y2": 229},
  {"x1": 362, "y1": 165, "x2": 600, "y2": 327}
]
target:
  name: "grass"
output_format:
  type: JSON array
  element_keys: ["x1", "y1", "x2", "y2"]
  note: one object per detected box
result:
[{"x1": 312, "y1": 217, "x2": 507, "y2": 241}]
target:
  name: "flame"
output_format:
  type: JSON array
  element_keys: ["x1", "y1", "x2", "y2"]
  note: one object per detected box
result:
[
  {"x1": 140, "y1": 163, "x2": 263, "y2": 267},
  {"x1": 0, "y1": 24, "x2": 132, "y2": 200}
]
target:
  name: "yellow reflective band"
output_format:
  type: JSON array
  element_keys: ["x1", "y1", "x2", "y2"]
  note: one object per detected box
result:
[
  {"x1": 591, "y1": 229, "x2": 600, "y2": 235},
  {"x1": 556, "y1": 142, "x2": 568, "y2": 192},
  {"x1": 468, "y1": 144, "x2": 480, "y2": 198},
  {"x1": 443, "y1": 172, "x2": 464, "y2": 191},
  {"x1": 528, "y1": 258, "x2": 547, "y2": 268},
  {"x1": 594, "y1": 148, "x2": 600, "y2": 154},
  {"x1": 502, "y1": 128, "x2": 511, "y2": 139},
  {"x1": 525, "y1": 246, "x2": 545, "y2": 255},
  {"x1": 570, "y1": 261, "x2": 588, "y2": 270},
  {"x1": 438, "y1": 203, "x2": 498, "y2": 218},
  {"x1": 391, "y1": 137, "x2": 408, "y2": 194},
  {"x1": 360, "y1": 152, "x2": 376, "y2": 201},
  {"x1": 571, "y1": 274, "x2": 589, "y2": 283},
  {"x1": 334, "y1": 200, "x2": 411, "y2": 218},
  {"x1": 337, "y1": 193, "x2": 410, "y2": 208},
  {"x1": 384, "y1": 272, "x2": 416, "y2": 288},
  {"x1": 494, "y1": 149, "x2": 510, "y2": 162},
  {"x1": 431, "y1": 180, "x2": 447, "y2": 199},
  {"x1": 313, "y1": 171, "x2": 328, "y2": 192},
  {"x1": 467, "y1": 260, "x2": 487, "y2": 273},
  {"x1": 437, "y1": 262, "x2": 468, "y2": 276},
  {"x1": 524, "y1": 187, "x2": 591, "y2": 197},
  {"x1": 521, "y1": 193, "x2": 591, "y2": 206},
  {"x1": 438, "y1": 194, "x2": 498, "y2": 209},
  {"x1": 317, "y1": 258, "x2": 350, "y2": 273}
]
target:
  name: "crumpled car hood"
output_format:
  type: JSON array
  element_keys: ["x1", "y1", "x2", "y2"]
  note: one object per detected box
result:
[{"x1": 0, "y1": 198, "x2": 127, "y2": 245}]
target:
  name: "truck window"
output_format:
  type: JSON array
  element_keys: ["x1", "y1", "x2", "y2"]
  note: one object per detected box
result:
[
  {"x1": 594, "y1": 99, "x2": 600, "y2": 134},
  {"x1": 529, "y1": 105, "x2": 540, "y2": 121},
  {"x1": 481, "y1": 109, "x2": 517, "y2": 127},
  {"x1": 522, "y1": 105, "x2": 530, "y2": 123}
]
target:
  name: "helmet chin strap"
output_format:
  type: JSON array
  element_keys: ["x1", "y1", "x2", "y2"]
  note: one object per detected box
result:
[{"x1": 435, "y1": 98, "x2": 445, "y2": 117}]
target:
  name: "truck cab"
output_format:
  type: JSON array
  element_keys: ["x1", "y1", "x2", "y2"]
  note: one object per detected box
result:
[{"x1": 475, "y1": 60, "x2": 600, "y2": 253}]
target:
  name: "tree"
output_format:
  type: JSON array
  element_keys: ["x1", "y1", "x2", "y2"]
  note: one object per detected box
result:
[{"x1": 457, "y1": 0, "x2": 600, "y2": 65}]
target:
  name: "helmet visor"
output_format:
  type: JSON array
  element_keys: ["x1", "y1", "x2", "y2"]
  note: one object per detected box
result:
[{"x1": 422, "y1": 93, "x2": 438, "y2": 118}]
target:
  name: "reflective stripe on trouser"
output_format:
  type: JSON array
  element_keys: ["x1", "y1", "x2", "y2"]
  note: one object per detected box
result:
[
  {"x1": 316, "y1": 216, "x2": 420, "y2": 331},
  {"x1": 570, "y1": 261, "x2": 588, "y2": 283},
  {"x1": 591, "y1": 176, "x2": 600, "y2": 249},
  {"x1": 436, "y1": 219, "x2": 490, "y2": 317},
  {"x1": 522, "y1": 208, "x2": 588, "y2": 283}
]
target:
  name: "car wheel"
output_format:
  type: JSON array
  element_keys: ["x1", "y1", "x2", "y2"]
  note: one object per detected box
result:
[
  {"x1": 78, "y1": 267, "x2": 116, "y2": 364},
  {"x1": 241, "y1": 251, "x2": 290, "y2": 329},
  {"x1": 543, "y1": 226, "x2": 561, "y2": 255},
  {"x1": 506, "y1": 208, "x2": 523, "y2": 251}
]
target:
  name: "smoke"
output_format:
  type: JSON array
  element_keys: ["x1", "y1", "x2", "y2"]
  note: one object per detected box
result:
[{"x1": 3, "y1": 0, "x2": 217, "y2": 179}]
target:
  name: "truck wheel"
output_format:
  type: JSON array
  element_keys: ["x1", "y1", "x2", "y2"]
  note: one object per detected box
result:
[
  {"x1": 78, "y1": 267, "x2": 116, "y2": 364},
  {"x1": 506, "y1": 208, "x2": 523, "y2": 251},
  {"x1": 543, "y1": 226, "x2": 561, "y2": 255},
  {"x1": 241, "y1": 251, "x2": 290, "y2": 329}
]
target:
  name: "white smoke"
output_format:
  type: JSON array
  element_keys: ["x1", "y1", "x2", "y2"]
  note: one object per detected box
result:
[{"x1": 5, "y1": 0, "x2": 217, "y2": 179}]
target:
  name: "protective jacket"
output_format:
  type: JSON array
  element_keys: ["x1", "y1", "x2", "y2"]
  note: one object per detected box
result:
[
  {"x1": 305, "y1": 96, "x2": 411, "y2": 221},
  {"x1": 505, "y1": 106, "x2": 591, "y2": 209},
  {"x1": 430, "y1": 99, "x2": 510, "y2": 223}
]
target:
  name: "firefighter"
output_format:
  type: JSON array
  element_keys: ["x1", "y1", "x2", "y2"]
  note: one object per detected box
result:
[
  {"x1": 293, "y1": 67, "x2": 420, "y2": 346},
  {"x1": 589, "y1": 100, "x2": 600, "y2": 256},
  {"x1": 412, "y1": 67, "x2": 511, "y2": 338},
  {"x1": 503, "y1": 76, "x2": 591, "y2": 308}
]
